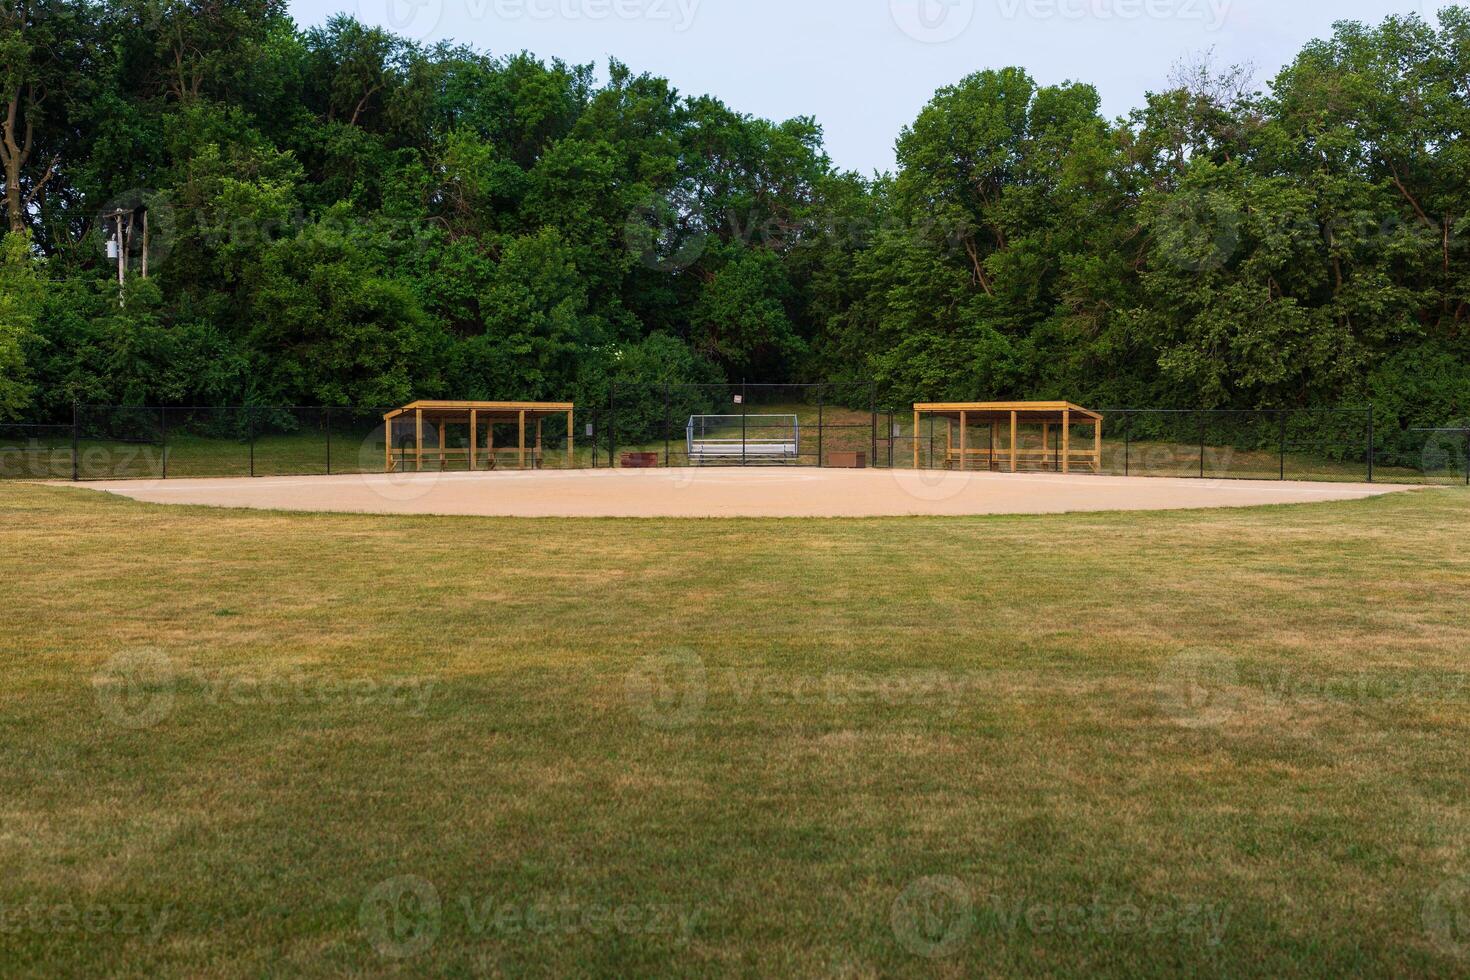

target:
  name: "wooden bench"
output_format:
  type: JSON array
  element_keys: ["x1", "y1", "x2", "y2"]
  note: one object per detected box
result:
[
  {"x1": 388, "y1": 448, "x2": 543, "y2": 471},
  {"x1": 620, "y1": 452, "x2": 660, "y2": 468},
  {"x1": 944, "y1": 448, "x2": 1100, "y2": 473}
]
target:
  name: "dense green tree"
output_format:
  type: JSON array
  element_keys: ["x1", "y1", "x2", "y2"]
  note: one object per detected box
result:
[
  {"x1": 0, "y1": 3, "x2": 1463, "y2": 459},
  {"x1": 0, "y1": 231, "x2": 39, "y2": 414},
  {"x1": 243, "y1": 212, "x2": 441, "y2": 406}
]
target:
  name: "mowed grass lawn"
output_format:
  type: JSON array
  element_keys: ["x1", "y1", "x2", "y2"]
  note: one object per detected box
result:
[{"x1": 2, "y1": 482, "x2": 1470, "y2": 977}]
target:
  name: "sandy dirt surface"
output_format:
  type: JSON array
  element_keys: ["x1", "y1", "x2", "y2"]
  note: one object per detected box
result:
[{"x1": 57, "y1": 467, "x2": 1414, "y2": 518}]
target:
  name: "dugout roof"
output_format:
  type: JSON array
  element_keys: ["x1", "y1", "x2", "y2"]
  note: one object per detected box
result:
[{"x1": 912, "y1": 402, "x2": 1103, "y2": 425}]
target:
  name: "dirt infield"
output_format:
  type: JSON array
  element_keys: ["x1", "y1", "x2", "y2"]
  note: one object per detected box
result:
[{"x1": 63, "y1": 468, "x2": 1413, "y2": 518}]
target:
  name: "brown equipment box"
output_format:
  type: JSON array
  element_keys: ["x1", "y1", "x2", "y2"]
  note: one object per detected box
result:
[{"x1": 825, "y1": 452, "x2": 867, "y2": 469}]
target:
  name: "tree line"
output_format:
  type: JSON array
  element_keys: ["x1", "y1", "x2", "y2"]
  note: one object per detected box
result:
[{"x1": 1, "y1": 1, "x2": 1467, "y2": 451}]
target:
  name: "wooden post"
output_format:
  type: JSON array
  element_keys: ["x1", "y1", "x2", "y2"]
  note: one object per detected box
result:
[
  {"x1": 437, "y1": 421, "x2": 446, "y2": 469},
  {"x1": 488, "y1": 419, "x2": 495, "y2": 462},
  {"x1": 1062, "y1": 409, "x2": 1071, "y2": 474},
  {"x1": 1010, "y1": 411, "x2": 1018, "y2": 473},
  {"x1": 946, "y1": 420, "x2": 953, "y2": 467},
  {"x1": 913, "y1": 410, "x2": 921, "y2": 469},
  {"x1": 385, "y1": 417, "x2": 393, "y2": 472},
  {"x1": 1094, "y1": 418, "x2": 1102, "y2": 474},
  {"x1": 415, "y1": 409, "x2": 423, "y2": 472},
  {"x1": 1041, "y1": 423, "x2": 1049, "y2": 470},
  {"x1": 990, "y1": 422, "x2": 999, "y2": 471},
  {"x1": 567, "y1": 410, "x2": 575, "y2": 468},
  {"x1": 536, "y1": 417, "x2": 543, "y2": 469},
  {"x1": 469, "y1": 410, "x2": 478, "y2": 470},
  {"x1": 959, "y1": 411, "x2": 968, "y2": 472},
  {"x1": 518, "y1": 410, "x2": 526, "y2": 469}
]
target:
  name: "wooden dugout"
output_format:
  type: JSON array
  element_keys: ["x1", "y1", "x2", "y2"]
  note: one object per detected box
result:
[{"x1": 912, "y1": 402, "x2": 1103, "y2": 474}]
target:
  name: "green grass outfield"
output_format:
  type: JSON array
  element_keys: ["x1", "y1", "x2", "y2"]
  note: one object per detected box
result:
[{"x1": 2, "y1": 482, "x2": 1469, "y2": 976}]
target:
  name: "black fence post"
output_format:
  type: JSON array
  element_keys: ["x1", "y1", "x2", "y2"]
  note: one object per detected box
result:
[
  {"x1": 248, "y1": 407, "x2": 255, "y2": 477},
  {"x1": 1199, "y1": 411, "x2": 1206, "y2": 479},
  {"x1": 71, "y1": 402, "x2": 79, "y2": 481},
  {"x1": 1465, "y1": 430, "x2": 1469, "y2": 486},
  {"x1": 740, "y1": 380, "x2": 747, "y2": 467},
  {"x1": 1123, "y1": 413, "x2": 1131, "y2": 477},
  {"x1": 1366, "y1": 405, "x2": 1375, "y2": 483},
  {"x1": 608, "y1": 384, "x2": 616, "y2": 468},
  {"x1": 816, "y1": 386, "x2": 824, "y2": 467},
  {"x1": 887, "y1": 410, "x2": 895, "y2": 468},
  {"x1": 663, "y1": 383, "x2": 671, "y2": 467},
  {"x1": 160, "y1": 407, "x2": 167, "y2": 479},
  {"x1": 869, "y1": 384, "x2": 877, "y2": 465},
  {"x1": 1279, "y1": 412, "x2": 1287, "y2": 481},
  {"x1": 325, "y1": 407, "x2": 333, "y2": 475}
]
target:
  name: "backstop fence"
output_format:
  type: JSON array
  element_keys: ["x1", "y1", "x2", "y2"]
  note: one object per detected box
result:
[{"x1": 0, "y1": 400, "x2": 1466, "y2": 485}]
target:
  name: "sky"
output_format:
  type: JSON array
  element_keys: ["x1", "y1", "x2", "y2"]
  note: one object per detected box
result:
[{"x1": 287, "y1": 0, "x2": 1440, "y2": 175}]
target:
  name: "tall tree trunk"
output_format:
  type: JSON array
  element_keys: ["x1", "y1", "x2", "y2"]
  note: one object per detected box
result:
[{"x1": 1, "y1": 91, "x2": 28, "y2": 233}]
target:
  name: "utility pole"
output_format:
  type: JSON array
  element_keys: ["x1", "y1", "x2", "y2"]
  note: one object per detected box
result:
[
  {"x1": 114, "y1": 210, "x2": 126, "y2": 303},
  {"x1": 104, "y1": 205, "x2": 149, "y2": 305}
]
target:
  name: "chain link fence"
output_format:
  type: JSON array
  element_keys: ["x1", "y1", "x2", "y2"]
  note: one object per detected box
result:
[
  {"x1": 606, "y1": 383, "x2": 878, "y2": 467},
  {"x1": 1, "y1": 403, "x2": 1465, "y2": 485},
  {"x1": 883, "y1": 407, "x2": 1465, "y2": 484}
]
